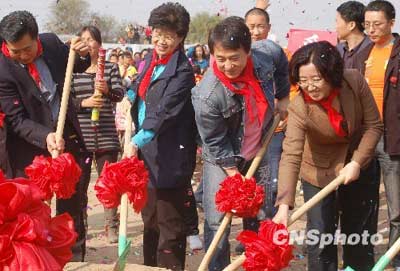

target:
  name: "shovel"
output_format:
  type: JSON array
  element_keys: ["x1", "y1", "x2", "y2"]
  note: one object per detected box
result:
[{"x1": 223, "y1": 174, "x2": 347, "y2": 270}]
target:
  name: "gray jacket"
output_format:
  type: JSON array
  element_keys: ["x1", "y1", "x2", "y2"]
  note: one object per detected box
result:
[{"x1": 191, "y1": 39, "x2": 289, "y2": 168}]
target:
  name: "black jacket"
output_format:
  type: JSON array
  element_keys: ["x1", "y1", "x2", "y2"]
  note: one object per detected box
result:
[
  {"x1": 0, "y1": 121, "x2": 11, "y2": 178},
  {"x1": 354, "y1": 34, "x2": 400, "y2": 156},
  {"x1": 0, "y1": 33, "x2": 90, "y2": 177},
  {"x1": 131, "y1": 49, "x2": 197, "y2": 188}
]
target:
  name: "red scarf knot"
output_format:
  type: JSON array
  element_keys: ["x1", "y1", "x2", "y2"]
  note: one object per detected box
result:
[
  {"x1": 212, "y1": 57, "x2": 268, "y2": 126},
  {"x1": 303, "y1": 89, "x2": 348, "y2": 137},
  {"x1": 2, "y1": 39, "x2": 43, "y2": 87},
  {"x1": 138, "y1": 49, "x2": 174, "y2": 100}
]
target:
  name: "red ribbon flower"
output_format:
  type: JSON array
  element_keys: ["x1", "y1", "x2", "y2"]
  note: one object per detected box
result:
[
  {"x1": 51, "y1": 153, "x2": 81, "y2": 199},
  {"x1": 25, "y1": 153, "x2": 81, "y2": 200},
  {"x1": 237, "y1": 220, "x2": 294, "y2": 271},
  {"x1": 215, "y1": 173, "x2": 265, "y2": 218},
  {"x1": 0, "y1": 179, "x2": 77, "y2": 270},
  {"x1": 95, "y1": 157, "x2": 149, "y2": 213},
  {"x1": 0, "y1": 111, "x2": 5, "y2": 128}
]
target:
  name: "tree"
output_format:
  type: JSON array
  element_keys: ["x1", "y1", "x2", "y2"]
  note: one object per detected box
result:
[
  {"x1": 89, "y1": 13, "x2": 124, "y2": 43},
  {"x1": 45, "y1": 0, "x2": 90, "y2": 34},
  {"x1": 187, "y1": 12, "x2": 222, "y2": 44}
]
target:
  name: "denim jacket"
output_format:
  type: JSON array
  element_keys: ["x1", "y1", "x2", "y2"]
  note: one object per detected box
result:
[{"x1": 191, "y1": 40, "x2": 289, "y2": 168}]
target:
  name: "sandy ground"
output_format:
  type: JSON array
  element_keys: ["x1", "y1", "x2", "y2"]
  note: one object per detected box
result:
[{"x1": 62, "y1": 166, "x2": 394, "y2": 271}]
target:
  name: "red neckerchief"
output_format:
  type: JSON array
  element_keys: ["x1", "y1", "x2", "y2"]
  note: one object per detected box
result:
[
  {"x1": 2, "y1": 39, "x2": 43, "y2": 87},
  {"x1": 303, "y1": 89, "x2": 347, "y2": 137},
  {"x1": 138, "y1": 49, "x2": 174, "y2": 100},
  {"x1": 212, "y1": 57, "x2": 268, "y2": 126}
]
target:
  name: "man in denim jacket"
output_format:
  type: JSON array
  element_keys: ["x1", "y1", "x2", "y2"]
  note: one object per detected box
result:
[{"x1": 192, "y1": 16, "x2": 289, "y2": 270}]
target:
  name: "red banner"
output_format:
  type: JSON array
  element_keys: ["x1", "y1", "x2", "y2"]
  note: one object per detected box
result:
[{"x1": 287, "y1": 28, "x2": 338, "y2": 54}]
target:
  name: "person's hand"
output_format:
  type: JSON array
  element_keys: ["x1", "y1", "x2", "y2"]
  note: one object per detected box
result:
[
  {"x1": 46, "y1": 132, "x2": 65, "y2": 154},
  {"x1": 123, "y1": 142, "x2": 138, "y2": 158},
  {"x1": 272, "y1": 204, "x2": 289, "y2": 227},
  {"x1": 81, "y1": 94, "x2": 104, "y2": 108},
  {"x1": 340, "y1": 160, "x2": 361, "y2": 185},
  {"x1": 275, "y1": 96, "x2": 289, "y2": 121},
  {"x1": 70, "y1": 37, "x2": 89, "y2": 58},
  {"x1": 255, "y1": 0, "x2": 270, "y2": 10},
  {"x1": 223, "y1": 167, "x2": 241, "y2": 177},
  {"x1": 94, "y1": 79, "x2": 109, "y2": 95}
]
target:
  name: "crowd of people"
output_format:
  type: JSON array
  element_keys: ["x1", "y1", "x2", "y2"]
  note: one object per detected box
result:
[{"x1": 0, "y1": 0, "x2": 399, "y2": 270}]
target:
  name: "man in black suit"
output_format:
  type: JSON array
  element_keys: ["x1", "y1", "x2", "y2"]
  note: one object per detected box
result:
[{"x1": 0, "y1": 10, "x2": 90, "y2": 261}]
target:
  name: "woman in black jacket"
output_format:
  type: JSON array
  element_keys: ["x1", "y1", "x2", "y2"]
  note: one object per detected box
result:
[{"x1": 127, "y1": 2, "x2": 197, "y2": 270}]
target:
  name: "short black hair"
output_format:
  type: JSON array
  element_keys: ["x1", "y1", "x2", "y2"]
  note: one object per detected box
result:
[
  {"x1": 0, "y1": 10, "x2": 38, "y2": 42},
  {"x1": 337, "y1": 1, "x2": 366, "y2": 32},
  {"x1": 208, "y1": 16, "x2": 251, "y2": 54},
  {"x1": 79, "y1": 25, "x2": 102, "y2": 45},
  {"x1": 365, "y1": 0, "x2": 395, "y2": 20},
  {"x1": 289, "y1": 41, "x2": 344, "y2": 89},
  {"x1": 244, "y1": 8, "x2": 270, "y2": 24},
  {"x1": 148, "y1": 2, "x2": 190, "y2": 39}
]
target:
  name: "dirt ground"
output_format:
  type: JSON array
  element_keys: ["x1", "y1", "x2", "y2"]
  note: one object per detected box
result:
[{"x1": 62, "y1": 166, "x2": 394, "y2": 271}]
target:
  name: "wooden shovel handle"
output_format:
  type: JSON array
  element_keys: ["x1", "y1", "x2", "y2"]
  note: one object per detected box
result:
[{"x1": 51, "y1": 39, "x2": 77, "y2": 158}]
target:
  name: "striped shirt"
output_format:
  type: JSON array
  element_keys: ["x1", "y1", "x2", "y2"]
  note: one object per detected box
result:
[{"x1": 72, "y1": 62, "x2": 124, "y2": 152}]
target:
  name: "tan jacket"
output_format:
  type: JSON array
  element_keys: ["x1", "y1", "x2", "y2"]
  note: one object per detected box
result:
[{"x1": 276, "y1": 69, "x2": 383, "y2": 208}]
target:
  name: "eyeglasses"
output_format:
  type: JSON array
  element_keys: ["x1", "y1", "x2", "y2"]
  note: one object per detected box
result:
[
  {"x1": 297, "y1": 77, "x2": 324, "y2": 89},
  {"x1": 152, "y1": 31, "x2": 177, "y2": 43},
  {"x1": 363, "y1": 21, "x2": 387, "y2": 30}
]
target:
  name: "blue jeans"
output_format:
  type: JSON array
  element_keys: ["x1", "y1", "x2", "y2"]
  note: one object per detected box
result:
[
  {"x1": 376, "y1": 137, "x2": 400, "y2": 267},
  {"x1": 202, "y1": 147, "x2": 272, "y2": 270}
]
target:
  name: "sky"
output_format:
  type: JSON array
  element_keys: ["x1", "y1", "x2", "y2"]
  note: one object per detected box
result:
[{"x1": 0, "y1": 0, "x2": 399, "y2": 45}]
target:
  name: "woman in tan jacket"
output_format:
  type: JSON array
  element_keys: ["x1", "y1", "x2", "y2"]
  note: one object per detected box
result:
[{"x1": 273, "y1": 41, "x2": 383, "y2": 271}]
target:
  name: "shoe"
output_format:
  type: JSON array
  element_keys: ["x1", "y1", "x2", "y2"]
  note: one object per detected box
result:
[
  {"x1": 105, "y1": 225, "x2": 118, "y2": 244},
  {"x1": 235, "y1": 243, "x2": 245, "y2": 255},
  {"x1": 187, "y1": 235, "x2": 203, "y2": 251}
]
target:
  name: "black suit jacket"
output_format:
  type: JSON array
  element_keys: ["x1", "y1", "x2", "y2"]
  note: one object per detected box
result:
[
  {"x1": 0, "y1": 33, "x2": 90, "y2": 177},
  {"x1": 131, "y1": 49, "x2": 197, "y2": 188}
]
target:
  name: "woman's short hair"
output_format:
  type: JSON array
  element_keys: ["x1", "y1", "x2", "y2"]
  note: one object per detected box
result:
[
  {"x1": 289, "y1": 41, "x2": 344, "y2": 89},
  {"x1": 79, "y1": 25, "x2": 102, "y2": 45},
  {"x1": 208, "y1": 16, "x2": 251, "y2": 54},
  {"x1": 148, "y1": 2, "x2": 190, "y2": 39}
]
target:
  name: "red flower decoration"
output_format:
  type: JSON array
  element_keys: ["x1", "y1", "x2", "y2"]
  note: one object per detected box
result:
[
  {"x1": 25, "y1": 156, "x2": 54, "y2": 200},
  {"x1": 51, "y1": 153, "x2": 81, "y2": 199},
  {"x1": 237, "y1": 220, "x2": 294, "y2": 271},
  {"x1": 0, "y1": 179, "x2": 77, "y2": 270},
  {"x1": 95, "y1": 157, "x2": 149, "y2": 212},
  {"x1": 25, "y1": 153, "x2": 81, "y2": 200},
  {"x1": 0, "y1": 112, "x2": 5, "y2": 128},
  {"x1": 390, "y1": 76, "x2": 398, "y2": 85},
  {"x1": 215, "y1": 174, "x2": 265, "y2": 217}
]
